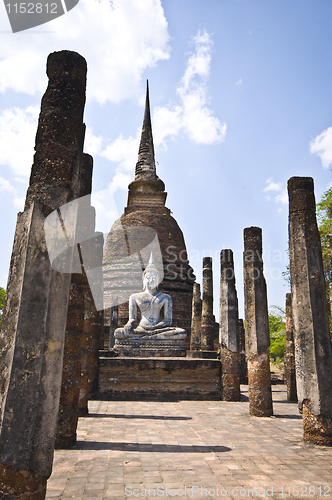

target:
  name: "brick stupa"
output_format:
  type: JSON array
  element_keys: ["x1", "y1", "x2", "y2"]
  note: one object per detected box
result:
[{"x1": 103, "y1": 82, "x2": 195, "y2": 348}]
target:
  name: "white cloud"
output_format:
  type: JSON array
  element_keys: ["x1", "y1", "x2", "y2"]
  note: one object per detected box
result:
[
  {"x1": 264, "y1": 178, "x2": 283, "y2": 192},
  {"x1": 13, "y1": 197, "x2": 25, "y2": 210},
  {"x1": 99, "y1": 30, "x2": 226, "y2": 198},
  {"x1": 275, "y1": 190, "x2": 288, "y2": 204},
  {"x1": 153, "y1": 30, "x2": 226, "y2": 147},
  {"x1": 235, "y1": 79, "x2": 243, "y2": 86},
  {"x1": 0, "y1": 176, "x2": 15, "y2": 192},
  {"x1": 0, "y1": 106, "x2": 38, "y2": 177},
  {"x1": 263, "y1": 178, "x2": 287, "y2": 204},
  {"x1": 108, "y1": 171, "x2": 133, "y2": 193},
  {"x1": 0, "y1": 0, "x2": 170, "y2": 104},
  {"x1": 84, "y1": 127, "x2": 103, "y2": 156},
  {"x1": 310, "y1": 127, "x2": 332, "y2": 169},
  {"x1": 152, "y1": 105, "x2": 182, "y2": 146},
  {"x1": 0, "y1": 176, "x2": 26, "y2": 210},
  {"x1": 99, "y1": 133, "x2": 139, "y2": 196},
  {"x1": 102, "y1": 134, "x2": 139, "y2": 173},
  {"x1": 91, "y1": 188, "x2": 121, "y2": 234}
]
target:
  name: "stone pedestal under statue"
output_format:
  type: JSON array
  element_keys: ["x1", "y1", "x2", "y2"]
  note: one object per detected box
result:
[{"x1": 114, "y1": 338, "x2": 186, "y2": 357}]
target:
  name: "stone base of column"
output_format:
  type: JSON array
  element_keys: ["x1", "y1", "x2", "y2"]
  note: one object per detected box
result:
[
  {"x1": 186, "y1": 350, "x2": 218, "y2": 359},
  {"x1": 303, "y1": 401, "x2": 332, "y2": 446},
  {"x1": 0, "y1": 463, "x2": 47, "y2": 499},
  {"x1": 220, "y1": 347, "x2": 241, "y2": 401},
  {"x1": 248, "y1": 351, "x2": 273, "y2": 417},
  {"x1": 55, "y1": 406, "x2": 79, "y2": 449}
]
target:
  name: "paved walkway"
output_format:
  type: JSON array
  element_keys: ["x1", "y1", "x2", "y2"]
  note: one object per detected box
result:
[{"x1": 46, "y1": 386, "x2": 332, "y2": 500}]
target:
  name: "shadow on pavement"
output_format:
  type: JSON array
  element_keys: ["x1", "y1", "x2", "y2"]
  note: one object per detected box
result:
[
  {"x1": 85, "y1": 414, "x2": 192, "y2": 420},
  {"x1": 73, "y1": 442, "x2": 232, "y2": 453}
]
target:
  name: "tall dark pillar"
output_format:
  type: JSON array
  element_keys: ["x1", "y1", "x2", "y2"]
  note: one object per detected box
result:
[
  {"x1": 284, "y1": 293, "x2": 297, "y2": 402},
  {"x1": 201, "y1": 257, "x2": 214, "y2": 352},
  {"x1": 190, "y1": 283, "x2": 202, "y2": 351},
  {"x1": 244, "y1": 227, "x2": 273, "y2": 417},
  {"x1": 288, "y1": 176, "x2": 332, "y2": 445},
  {"x1": 109, "y1": 303, "x2": 118, "y2": 349},
  {"x1": 219, "y1": 249, "x2": 241, "y2": 401},
  {"x1": 55, "y1": 153, "x2": 103, "y2": 449},
  {"x1": 238, "y1": 319, "x2": 247, "y2": 384},
  {"x1": 78, "y1": 235, "x2": 104, "y2": 417},
  {"x1": 0, "y1": 51, "x2": 87, "y2": 499}
]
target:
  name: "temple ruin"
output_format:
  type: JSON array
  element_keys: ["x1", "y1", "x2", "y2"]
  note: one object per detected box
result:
[{"x1": 1, "y1": 47, "x2": 332, "y2": 500}]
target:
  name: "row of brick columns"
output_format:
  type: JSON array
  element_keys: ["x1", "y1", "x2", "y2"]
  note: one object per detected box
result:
[{"x1": 190, "y1": 176, "x2": 332, "y2": 444}]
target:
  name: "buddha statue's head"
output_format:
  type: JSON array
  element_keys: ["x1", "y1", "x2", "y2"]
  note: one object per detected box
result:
[{"x1": 142, "y1": 252, "x2": 159, "y2": 292}]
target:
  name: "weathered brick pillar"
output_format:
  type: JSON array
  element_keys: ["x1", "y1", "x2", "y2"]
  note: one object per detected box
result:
[
  {"x1": 190, "y1": 283, "x2": 202, "y2": 351},
  {"x1": 219, "y1": 249, "x2": 241, "y2": 401},
  {"x1": 0, "y1": 51, "x2": 87, "y2": 499},
  {"x1": 89, "y1": 307, "x2": 103, "y2": 398},
  {"x1": 244, "y1": 227, "x2": 273, "y2": 417},
  {"x1": 78, "y1": 234, "x2": 104, "y2": 416},
  {"x1": 109, "y1": 303, "x2": 118, "y2": 349},
  {"x1": 55, "y1": 154, "x2": 95, "y2": 449},
  {"x1": 55, "y1": 272, "x2": 85, "y2": 449},
  {"x1": 288, "y1": 176, "x2": 332, "y2": 445},
  {"x1": 238, "y1": 319, "x2": 247, "y2": 384},
  {"x1": 201, "y1": 257, "x2": 214, "y2": 351},
  {"x1": 284, "y1": 293, "x2": 297, "y2": 402},
  {"x1": 78, "y1": 286, "x2": 94, "y2": 416}
]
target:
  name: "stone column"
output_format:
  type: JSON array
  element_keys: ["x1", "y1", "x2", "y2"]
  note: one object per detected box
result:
[
  {"x1": 78, "y1": 234, "x2": 104, "y2": 416},
  {"x1": 288, "y1": 176, "x2": 332, "y2": 445},
  {"x1": 55, "y1": 154, "x2": 97, "y2": 449},
  {"x1": 238, "y1": 319, "x2": 247, "y2": 384},
  {"x1": 284, "y1": 293, "x2": 297, "y2": 402},
  {"x1": 78, "y1": 286, "x2": 94, "y2": 416},
  {"x1": 0, "y1": 51, "x2": 87, "y2": 499},
  {"x1": 190, "y1": 283, "x2": 202, "y2": 351},
  {"x1": 219, "y1": 249, "x2": 241, "y2": 401},
  {"x1": 109, "y1": 303, "x2": 118, "y2": 349},
  {"x1": 244, "y1": 227, "x2": 273, "y2": 417},
  {"x1": 201, "y1": 257, "x2": 214, "y2": 352},
  {"x1": 55, "y1": 271, "x2": 85, "y2": 449}
]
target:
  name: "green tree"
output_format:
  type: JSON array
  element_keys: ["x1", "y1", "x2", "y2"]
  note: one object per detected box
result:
[
  {"x1": 0, "y1": 287, "x2": 5, "y2": 327},
  {"x1": 269, "y1": 305, "x2": 286, "y2": 362},
  {"x1": 317, "y1": 186, "x2": 332, "y2": 289}
]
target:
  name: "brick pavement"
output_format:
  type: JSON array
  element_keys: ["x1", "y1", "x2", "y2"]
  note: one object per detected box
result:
[{"x1": 46, "y1": 386, "x2": 332, "y2": 499}]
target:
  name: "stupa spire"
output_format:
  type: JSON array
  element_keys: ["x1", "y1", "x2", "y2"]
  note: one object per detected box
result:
[
  {"x1": 127, "y1": 80, "x2": 166, "y2": 207},
  {"x1": 135, "y1": 80, "x2": 156, "y2": 179}
]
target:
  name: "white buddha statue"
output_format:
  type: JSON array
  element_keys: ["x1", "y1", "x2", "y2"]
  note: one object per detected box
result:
[{"x1": 114, "y1": 253, "x2": 186, "y2": 340}]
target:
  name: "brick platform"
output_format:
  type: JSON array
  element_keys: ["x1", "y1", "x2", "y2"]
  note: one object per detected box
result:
[{"x1": 98, "y1": 357, "x2": 221, "y2": 400}]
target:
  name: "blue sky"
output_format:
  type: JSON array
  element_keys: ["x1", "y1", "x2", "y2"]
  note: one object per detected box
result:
[{"x1": 1, "y1": 0, "x2": 332, "y2": 319}]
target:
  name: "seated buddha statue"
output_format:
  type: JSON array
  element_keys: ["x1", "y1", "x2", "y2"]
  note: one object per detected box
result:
[{"x1": 114, "y1": 253, "x2": 186, "y2": 340}]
